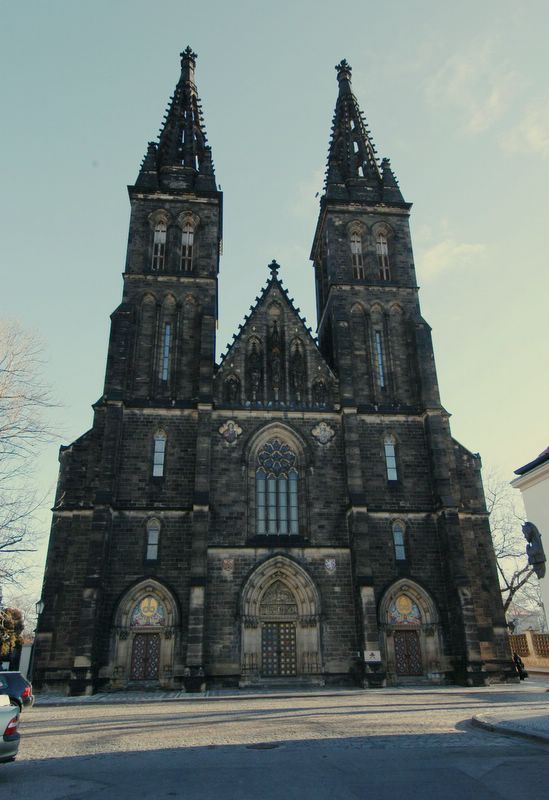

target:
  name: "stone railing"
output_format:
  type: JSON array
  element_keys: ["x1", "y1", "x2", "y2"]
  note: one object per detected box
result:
[{"x1": 509, "y1": 631, "x2": 549, "y2": 669}]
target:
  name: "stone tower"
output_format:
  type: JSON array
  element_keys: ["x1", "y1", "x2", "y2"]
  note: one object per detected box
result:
[{"x1": 34, "y1": 52, "x2": 513, "y2": 695}]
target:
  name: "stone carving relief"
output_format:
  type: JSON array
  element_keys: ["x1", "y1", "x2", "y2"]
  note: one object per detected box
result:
[
  {"x1": 218, "y1": 420, "x2": 242, "y2": 445},
  {"x1": 260, "y1": 581, "x2": 298, "y2": 618},
  {"x1": 312, "y1": 421, "x2": 335, "y2": 445}
]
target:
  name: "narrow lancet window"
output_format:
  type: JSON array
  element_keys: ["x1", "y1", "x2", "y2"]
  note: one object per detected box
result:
[
  {"x1": 181, "y1": 221, "x2": 194, "y2": 271},
  {"x1": 374, "y1": 330, "x2": 386, "y2": 389},
  {"x1": 255, "y1": 439, "x2": 299, "y2": 535},
  {"x1": 384, "y1": 436, "x2": 398, "y2": 481},
  {"x1": 146, "y1": 519, "x2": 160, "y2": 561},
  {"x1": 376, "y1": 234, "x2": 390, "y2": 280},
  {"x1": 350, "y1": 232, "x2": 364, "y2": 279},
  {"x1": 152, "y1": 431, "x2": 167, "y2": 477},
  {"x1": 160, "y1": 322, "x2": 172, "y2": 381},
  {"x1": 393, "y1": 521, "x2": 406, "y2": 560},
  {"x1": 152, "y1": 221, "x2": 167, "y2": 271}
]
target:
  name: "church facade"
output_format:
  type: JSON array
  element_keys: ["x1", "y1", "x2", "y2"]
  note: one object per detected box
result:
[{"x1": 34, "y1": 50, "x2": 513, "y2": 694}]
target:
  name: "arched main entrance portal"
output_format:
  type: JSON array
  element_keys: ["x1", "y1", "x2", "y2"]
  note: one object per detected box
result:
[
  {"x1": 379, "y1": 579, "x2": 445, "y2": 684},
  {"x1": 240, "y1": 556, "x2": 322, "y2": 685},
  {"x1": 110, "y1": 580, "x2": 178, "y2": 689}
]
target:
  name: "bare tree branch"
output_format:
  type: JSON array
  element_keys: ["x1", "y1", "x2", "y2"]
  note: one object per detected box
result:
[
  {"x1": 485, "y1": 468, "x2": 542, "y2": 620},
  {"x1": 0, "y1": 320, "x2": 58, "y2": 586}
]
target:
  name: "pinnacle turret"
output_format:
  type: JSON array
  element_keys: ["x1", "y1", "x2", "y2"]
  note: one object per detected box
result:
[
  {"x1": 135, "y1": 47, "x2": 217, "y2": 192},
  {"x1": 324, "y1": 60, "x2": 405, "y2": 204}
]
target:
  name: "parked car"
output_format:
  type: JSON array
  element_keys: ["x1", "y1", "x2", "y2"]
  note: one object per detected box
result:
[
  {"x1": 0, "y1": 672, "x2": 34, "y2": 711},
  {"x1": 0, "y1": 696, "x2": 20, "y2": 764}
]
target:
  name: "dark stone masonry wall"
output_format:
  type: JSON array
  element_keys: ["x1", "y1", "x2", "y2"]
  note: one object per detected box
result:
[{"x1": 33, "y1": 52, "x2": 514, "y2": 695}]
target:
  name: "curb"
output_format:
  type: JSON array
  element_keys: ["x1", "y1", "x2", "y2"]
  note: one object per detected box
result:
[
  {"x1": 34, "y1": 688, "x2": 365, "y2": 708},
  {"x1": 471, "y1": 715, "x2": 549, "y2": 745}
]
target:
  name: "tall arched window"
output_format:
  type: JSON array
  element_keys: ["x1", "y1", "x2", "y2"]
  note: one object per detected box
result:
[
  {"x1": 376, "y1": 233, "x2": 390, "y2": 280},
  {"x1": 374, "y1": 329, "x2": 386, "y2": 389},
  {"x1": 384, "y1": 435, "x2": 398, "y2": 482},
  {"x1": 159, "y1": 322, "x2": 172, "y2": 381},
  {"x1": 152, "y1": 431, "x2": 167, "y2": 477},
  {"x1": 181, "y1": 220, "x2": 194, "y2": 271},
  {"x1": 256, "y1": 439, "x2": 299, "y2": 535},
  {"x1": 146, "y1": 518, "x2": 161, "y2": 561},
  {"x1": 392, "y1": 521, "x2": 406, "y2": 560},
  {"x1": 152, "y1": 221, "x2": 167, "y2": 271},
  {"x1": 350, "y1": 232, "x2": 364, "y2": 279}
]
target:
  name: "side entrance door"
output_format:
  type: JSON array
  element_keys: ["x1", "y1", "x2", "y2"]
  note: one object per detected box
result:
[
  {"x1": 393, "y1": 629, "x2": 423, "y2": 676},
  {"x1": 130, "y1": 633, "x2": 161, "y2": 681},
  {"x1": 261, "y1": 622, "x2": 297, "y2": 677}
]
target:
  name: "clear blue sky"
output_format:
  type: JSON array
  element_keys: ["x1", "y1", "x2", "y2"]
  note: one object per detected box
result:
[{"x1": 2, "y1": 0, "x2": 548, "y2": 599}]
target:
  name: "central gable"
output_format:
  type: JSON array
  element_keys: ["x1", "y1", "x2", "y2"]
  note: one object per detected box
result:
[{"x1": 214, "y1": 266, "x2": 336, "y2": 409}]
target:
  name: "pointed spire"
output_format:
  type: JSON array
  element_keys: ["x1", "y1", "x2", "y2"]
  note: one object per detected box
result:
[
  {"x1": 135, "y1": 47, "x2": 217, "y2": 192},
  {"x1": 381, "y1": 157, "x2": 404, "y2": 204},
  {"x1": 324, "y1": 60, "x2": 405, "y2": 205}
]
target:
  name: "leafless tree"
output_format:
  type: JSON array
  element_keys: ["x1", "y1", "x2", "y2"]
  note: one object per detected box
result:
[
  {"x1": 0, "y1": 320, "x2": 56, "y2": 586},
  {"x1": 485, "y1": 470, "x2": 540, "y2": 615}
]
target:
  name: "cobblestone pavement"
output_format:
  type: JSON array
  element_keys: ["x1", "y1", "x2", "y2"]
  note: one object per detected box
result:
[{"x1": 3, "y1": 685, "x2": 548, "y2": 799}]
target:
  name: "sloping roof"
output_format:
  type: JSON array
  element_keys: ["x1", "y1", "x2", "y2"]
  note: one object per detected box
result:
[{"x1": 514, "y1": 446, "x2": 549, "y2": 475}]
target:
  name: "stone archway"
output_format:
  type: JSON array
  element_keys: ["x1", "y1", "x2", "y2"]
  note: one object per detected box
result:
[
  {"x1": 378, "y1": 579, "x2": 446, "y2": 684},
  {"x1": 109, "y1": 580, "x2": 178, "y2": 689},
  {"x1": 240, "y1": 556, "x2": 322, "y2": 685}
]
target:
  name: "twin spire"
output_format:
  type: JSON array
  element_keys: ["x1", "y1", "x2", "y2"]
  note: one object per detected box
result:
[
  {"x1": 325, "y1": 60, "x2": 404, "y2": 204},
  {"x1": 136, "y1": 50, "x2": 404, "y2": 205},
  {"x1": 136, "y1": 47, "x2": 216, "y2": 192}
]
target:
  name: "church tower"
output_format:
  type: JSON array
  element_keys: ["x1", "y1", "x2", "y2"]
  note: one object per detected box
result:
[
  {"x1": 35, "y1": 49, "x2": 222, "y2": 695},
  {"x1": 310, "y1": 60, "x2": 511, "y2": 685},
  {"x1": 34, "y1": 52, "x2": 512, "y2": 695}
]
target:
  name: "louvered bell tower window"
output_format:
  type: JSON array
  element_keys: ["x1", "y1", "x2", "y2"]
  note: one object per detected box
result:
[
  {"x1": 181, "y1": 222, "x2": 194, "y2": 271},
  {"x1": 256, "y1": 439, "x2": 299, "y2": 535},
  {"x1": 376, "y1": 234, "x2": 390, "y2": 280},
  {"x1": 350, "y1": 232, "x2": 364, "y2": 279},
  {"x1": 152, "y1": 221, "x2": 167, "y2": 270}
]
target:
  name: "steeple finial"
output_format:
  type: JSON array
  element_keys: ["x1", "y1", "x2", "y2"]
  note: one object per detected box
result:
[
  {"x1": 180, "y1": 46, "x2": 197, "y2": 84},
  {"x1": 335, "y1": 59, "x2": 352, "y2": 91},
  {"x1": 269, "y1": 259, "x2": 280, "y2": 277},
  {"x1": 135, "y1": 47, "x2": 217, "y2": 192}
]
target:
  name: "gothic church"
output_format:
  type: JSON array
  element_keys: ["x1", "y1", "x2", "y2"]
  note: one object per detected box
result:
[{"x1": 35, "y1": 49, "x2": 513, "y2": 694}]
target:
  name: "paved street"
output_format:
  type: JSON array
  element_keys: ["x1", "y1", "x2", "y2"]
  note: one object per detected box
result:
[{"x1": 2, "y1": 683, "x2": 549, "y2": 799}]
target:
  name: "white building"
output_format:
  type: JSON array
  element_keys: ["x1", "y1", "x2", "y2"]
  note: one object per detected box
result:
[{"x1": 511, "y1": 447, "x2": 549, "y2": 630}]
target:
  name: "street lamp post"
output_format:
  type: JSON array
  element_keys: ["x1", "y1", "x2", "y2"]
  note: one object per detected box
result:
[{"x1": 28, "y1": 599, "x2": 45, "y2": 683}]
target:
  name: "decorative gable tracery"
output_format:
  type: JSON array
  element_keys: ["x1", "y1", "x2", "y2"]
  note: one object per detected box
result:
[{"x1": 215, "y1": 264, "x2": 336, "y2": 409}]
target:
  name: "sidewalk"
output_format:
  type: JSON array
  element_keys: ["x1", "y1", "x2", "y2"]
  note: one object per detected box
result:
[{"x1": 472, "y1": 709, "x2": 549, "y2": 744}]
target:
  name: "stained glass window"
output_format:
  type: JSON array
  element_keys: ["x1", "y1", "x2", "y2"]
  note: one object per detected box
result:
[
  {"x1": 130, "y1": 595, "x2": 166, "y2": 627},
  {"x1": 256, "y1": 439, "x2": 299, "y2": 535},
  {"x1": 388, "y1": 594, "x2": 421, "y2": 625}
]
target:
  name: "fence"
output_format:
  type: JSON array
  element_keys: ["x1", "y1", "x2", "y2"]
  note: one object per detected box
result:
[{"x1": 509, "y1": 631, "x2": 549, "y2": 668}]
